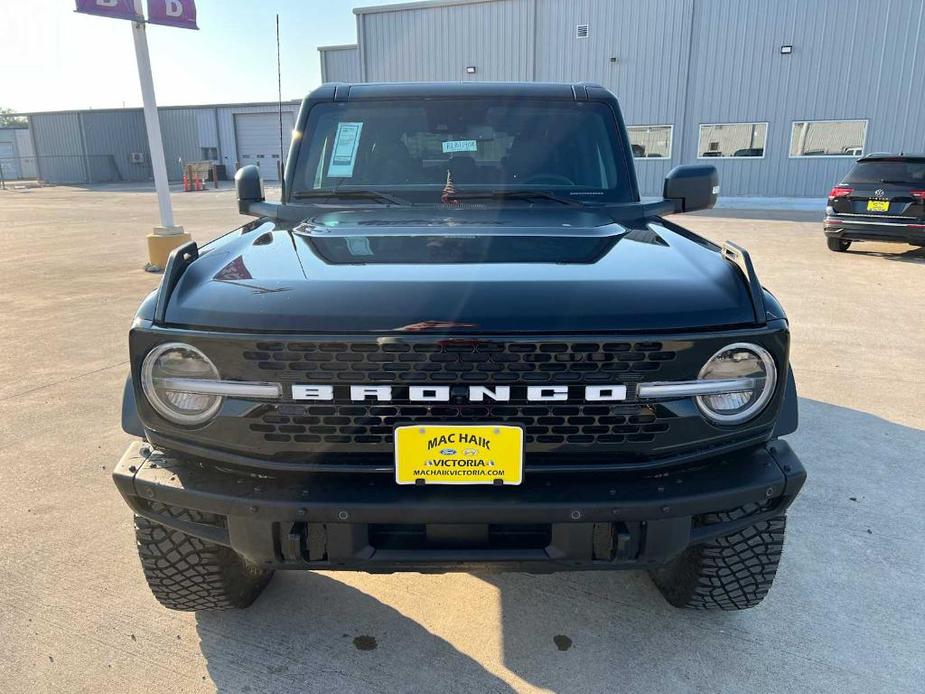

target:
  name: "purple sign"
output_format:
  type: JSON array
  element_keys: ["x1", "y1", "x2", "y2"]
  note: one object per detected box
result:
[
  {"x1": 146, "y1": 0, "x2": 198, "y2": 30},
  {"x1": 75, "y1": 0, "x2": 142, "y2": 22}
]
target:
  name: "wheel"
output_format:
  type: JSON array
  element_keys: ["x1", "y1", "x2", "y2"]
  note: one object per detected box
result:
[
  {"x1": 649, "y1": 504, "x2": 786, "y2": 610},
  {"x1": 826, "y1": 237, "x2": 851, "y2": 252},
  {"x1": 134, "y1": 506, "x2": 273, "y2": 611}
]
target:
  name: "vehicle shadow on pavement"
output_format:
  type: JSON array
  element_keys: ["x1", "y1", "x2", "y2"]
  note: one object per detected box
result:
[
  {"x1": 681, "y1": 208, "x2": 824, "y2": 223},
  {"x1": 481, "y1": 398, "x2": 925, "y2": 692},
  {"x1": 846, "y1": 245, "x2": 925, "y2": 264},
  {"x1": 195, "y1": 570, "x2": 517, "y2": 693},
  {"x1": 194, "y1": 399, "x2": 925, "y2": 693}
]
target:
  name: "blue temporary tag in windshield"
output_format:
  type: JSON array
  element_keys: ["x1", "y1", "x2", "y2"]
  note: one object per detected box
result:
[{"x1": 442, "y1": 140, "x2": 478, "y2": 154}]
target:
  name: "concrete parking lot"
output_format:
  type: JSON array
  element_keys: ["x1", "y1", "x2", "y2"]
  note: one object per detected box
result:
[{"x1": 0, "y1": 185, "x2": 922, "y2": 693}]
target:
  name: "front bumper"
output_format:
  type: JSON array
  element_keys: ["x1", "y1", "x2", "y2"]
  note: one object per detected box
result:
[
  {"x1": 824, "y1": 216, "x2": 925, "y2": 244},
  {"x1": 113, "y1": 439, "x2": 805, "y2": 573}
]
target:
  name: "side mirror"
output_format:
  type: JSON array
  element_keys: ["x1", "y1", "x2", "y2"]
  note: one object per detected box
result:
[
  {"x1": 663, "y1": 165, "x2": 719, "y2": 213},
  {"x1": 235, "y1": 165, "x2": 264, "y2": 215}
]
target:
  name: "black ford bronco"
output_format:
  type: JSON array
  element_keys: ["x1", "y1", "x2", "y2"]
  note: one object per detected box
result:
[{"x1": 113, "y1": 82, "x2": 805, "y2": 612}]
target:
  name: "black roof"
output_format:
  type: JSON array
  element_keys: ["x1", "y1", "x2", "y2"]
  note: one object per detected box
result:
[{"x1": 314, "y1": 81, "x2": 607, "y2": 101}]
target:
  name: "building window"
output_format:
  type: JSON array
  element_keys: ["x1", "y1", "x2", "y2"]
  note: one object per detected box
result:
[
  {"x1": 789, "y1": 120, "x2": 867, "y2": 157},
  {"x1": 627, "y1": 125, "x2": 672, "y2": 159},
  {"x1": 201, "y1": 147, "x2": 218, "y2": 161},
  {"x1": 697, "y1": 123, "x2": 767, "y2": 159}
]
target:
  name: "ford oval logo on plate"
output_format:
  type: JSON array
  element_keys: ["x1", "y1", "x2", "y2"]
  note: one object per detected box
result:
[{"x1": 440, "y1": 448, "x2": 457, "y2": 455}]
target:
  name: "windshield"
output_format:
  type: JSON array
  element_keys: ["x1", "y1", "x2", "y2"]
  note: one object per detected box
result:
[
  {"x1": 291, "y1": 99, "x2": 634, "y2": 203},
  {"x1": 844, "y1": 160, "x2": 925, "y2": 185}
]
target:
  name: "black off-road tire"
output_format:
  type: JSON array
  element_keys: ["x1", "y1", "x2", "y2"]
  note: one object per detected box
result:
[
  {"x1": 826, "y1": 237, "x2": 851, "y2": 252},
  {"x1": 649, "y1": 505, "x2": 787, "y2": 610},
  {"x1": 134, "y1": 508, "x2": 273, "y2": 612}
]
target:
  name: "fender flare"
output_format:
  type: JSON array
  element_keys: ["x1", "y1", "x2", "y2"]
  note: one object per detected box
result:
[
  {"x1": 122, "y1": 375, "x2": 145, "y2": 438},
  {"x1": 772, "y1": 367, "x2": 799, "y2": 438}
]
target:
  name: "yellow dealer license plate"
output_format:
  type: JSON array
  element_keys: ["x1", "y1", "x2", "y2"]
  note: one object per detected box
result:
[
  {"x1": 867, "y1": 199, "x2": 890, "y2": 212},
  {"x1": 394, "y1": 424, "x2": 524, "y2": 486}
]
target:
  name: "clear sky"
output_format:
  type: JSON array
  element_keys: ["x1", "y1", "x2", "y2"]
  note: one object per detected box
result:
[{"x1": 2, "y1": 0, "x2": 410, "y2": 113}]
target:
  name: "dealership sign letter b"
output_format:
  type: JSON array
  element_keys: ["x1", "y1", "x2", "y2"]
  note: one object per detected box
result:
[
  {"x1": 147, "y1": 0, "x2": 199, "y2": 29},
  {"x1": 74, "y1": 0, "x2": 141, "y2": 21},
  {"x1": 75, "y1": 0, "x2": 196, "y2": 27}
]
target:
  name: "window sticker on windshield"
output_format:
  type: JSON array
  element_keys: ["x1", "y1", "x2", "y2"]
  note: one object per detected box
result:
[
  {"x1": 442, "y1": 139, "x2": 478, "y2": 154},
  {"x1": 328, "y1": 122, "x2": 363, "y2": 177}
]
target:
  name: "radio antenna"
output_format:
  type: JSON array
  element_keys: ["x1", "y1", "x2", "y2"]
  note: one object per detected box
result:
[{"x1": 276, "y1": 13, "x2": 285, "y2": 200}]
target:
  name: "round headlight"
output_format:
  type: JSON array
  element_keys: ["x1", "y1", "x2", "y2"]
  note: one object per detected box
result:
[
  {"x1": 141, "y1": 343, "x2": 222, "y2": 425},
  {"x1": 696, "y1": 343, "x2": 777, "y2": 424}
]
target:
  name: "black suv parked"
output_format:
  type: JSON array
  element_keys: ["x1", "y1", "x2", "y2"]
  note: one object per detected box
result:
[
  {"x1": 113, "y1": 82, "x2": 805, "y2": 613},
  {"x1": 824, "y1": 154, "x2": 925, "y2": 251}
]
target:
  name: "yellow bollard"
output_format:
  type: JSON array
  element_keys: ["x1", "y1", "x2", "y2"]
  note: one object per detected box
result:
[{"x1": 146, "y1": 227, "x2": 192, "y2": 271}]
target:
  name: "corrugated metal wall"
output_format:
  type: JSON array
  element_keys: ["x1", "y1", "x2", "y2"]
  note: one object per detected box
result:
[
  {"x1": 320, "y1": 45, "x2": 361, "y2": 82},
  {"x1": 14, "y1": 129, "x2": 34, "y2": 158},
  {"x1": 14, "y1": 128, "x2": 37, "y2": 178},
  {"x1": 341, "y1": 0, "x2": 925, "y2": 197},
  {"x1": 358, "y1": 0, "x2": 534, "y2": 82},
  {"x1": 29, "y1": 113, "x2": 87, "y2": 183},
  {"x1": 0, "y1": 129, "x2": 22, "y2": 179},
  {"x1": 80, "y1": 111, "x2": 150, "y2": 182},
  {"x1": 532, "y1": 0, "x2": 690, "y2": 195},
  {"x1": 195, "y1": 108, "x2": 219, "y2": 150},
  {"x1": 28, "y1": 102, "x2": 301, "y2": 184},
  {"x1": 684, "y1": 0, "x2": 925, "y2": 196},
  {"x1": 159, "y1": 109, "x2": 201, "y2": 180}
]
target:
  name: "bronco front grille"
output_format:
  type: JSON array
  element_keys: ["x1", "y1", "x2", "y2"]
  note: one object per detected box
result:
[
  {"x1": 231, "y1": 339, "x2": 682, "y2": 457},
  {"x1": 241, "y1": 340, "x2": 675, "y2": 384},
  {"x1": 133, "y1": 330, "x2": 786, "y2": 467},
  {"x1": 249, "y1": 402, "x2": 670, "y2": 448}
]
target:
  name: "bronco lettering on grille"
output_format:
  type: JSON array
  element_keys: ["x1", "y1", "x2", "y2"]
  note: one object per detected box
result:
[{"x1": 290, "y1": 384, "x2": 627, "y2": 402}]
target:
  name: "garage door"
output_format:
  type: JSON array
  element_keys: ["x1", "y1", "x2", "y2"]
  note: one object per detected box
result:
[
  {"x1": 0, "y1": 142, "x2": 19, "y2": 180},
  {"x1": 234, "y1": 112, "x2": 295, "y2": 181}
]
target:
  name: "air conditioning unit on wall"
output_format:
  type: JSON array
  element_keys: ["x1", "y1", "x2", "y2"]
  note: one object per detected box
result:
[{"x1": 130, "y1": 152, "x2": 145, "y2": 163}]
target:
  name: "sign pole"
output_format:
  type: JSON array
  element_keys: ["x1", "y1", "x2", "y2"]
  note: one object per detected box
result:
[
  {"x1": 132, "y1": 18, "x2": 174, "y2": 229},
  {"x1": 131, "y1": 0, "x2": 190, "y2": 270},
  {"x1": 74, "y1": 1, "x2": 196, "y2": 270}
]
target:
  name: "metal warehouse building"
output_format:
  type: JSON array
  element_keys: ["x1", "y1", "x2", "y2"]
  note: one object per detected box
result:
[
  {"x1": 0, "y1": 126, "x2": 37, "y2": 181},
  {"x1": 319, "y1": 0, "x2": 925, "y2": 198},
  {"x1": 21, "y1": 101, "x2": 301, "y2": 184}
]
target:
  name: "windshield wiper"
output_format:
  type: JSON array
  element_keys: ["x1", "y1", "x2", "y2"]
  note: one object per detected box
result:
[
  {"x1": 292, "y1": 190, "x2": 412, "y2": 205},
  {"x1": 447, "y1": 191, "x2": 590, "y2": 208},
  {"x1": 879, "y1": 179, "x2": 919, "y2": 185}
]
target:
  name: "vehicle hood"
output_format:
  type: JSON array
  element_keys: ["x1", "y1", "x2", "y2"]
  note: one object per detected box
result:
[{"x1": 163, "y1": 208, "x2": 756, "y2": 332}]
